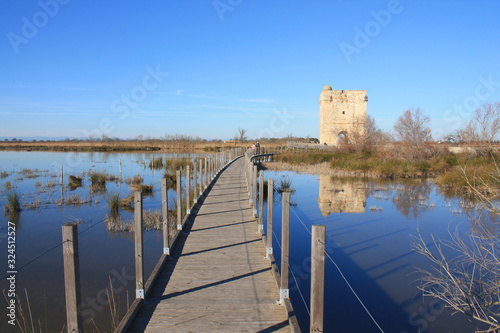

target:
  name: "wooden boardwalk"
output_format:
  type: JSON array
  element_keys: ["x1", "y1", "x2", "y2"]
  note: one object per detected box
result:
[{"x1": 127, "y1": 158, "x2": 291, "y2": 332}]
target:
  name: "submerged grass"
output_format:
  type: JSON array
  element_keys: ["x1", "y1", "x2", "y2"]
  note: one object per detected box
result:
[
  {"x1": 107, "y1": 192, "x2": 122, "y2": 214},
  {"x1": 149, "y1": 156, "x2": 164, "y2": 169},
  {"x1": 131, "y1": 183, "x2": 154, "y2": 195},
  {"x1": 4, "y1": 192, "x2": 22, "y2": 212},
  {"x1": 89, "y1": 171, "x2": 107, "y2": 186}
]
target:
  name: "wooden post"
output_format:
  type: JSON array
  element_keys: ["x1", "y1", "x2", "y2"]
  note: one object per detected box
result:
[
  {"x1": 204, "y1": 158, "x2": 208, "y2": 189},
  {"x1": 119, "y1": 159, "x2": 122, "y2": 180},
  {"x1": 161, "y1": 178, "x2": 170, "y2": 255},
  {"x1": 258, "y1": 170, "x2": 264, "y2": 233},
  {"x1": 62, "y1": 223, "x2": 82, "y2": 333},
  {"x1": 193, "y1": 161, "x2": 197, "y2": 204},
  {"x1": 266, "y1": 178, "x2": 274, "y2": 259},
  {"x1": 210, "y1": 157, "x2": 214, "y2": 180},
  {"x1": 186, "y1": 165, "x2": 191, "y2": 215},
  {"x1": 280, "y1": 190, "x2": 290, "y2": 305},
  {"x1": 311, "y1": 224, "x2": 326, "y2": 333},
  {"x1": 252, "y1": 165, "x2": 258, "y2": 217},
  {"x1": 176, "y1": 170, "x2": 182, "y2": 230},
  {"x1": 199, "y1": 159, "x2": 203, "y2": 196},
  {"x1": 60, "y1": 165, "x2": 63, "y2": 185},
  {"x1": 134, "y1": 191, "x2": 144, "y2": 299}
]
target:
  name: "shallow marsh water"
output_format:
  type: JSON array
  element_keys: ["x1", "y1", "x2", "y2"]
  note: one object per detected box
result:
[
  {"x1": 0, "y1": 151, "x2": 199, "y2": 333},
  {"x1": 0, "y1": 151, "x2": 495, "y2": 332},
  {"x1": 264, "y1": 170, "x2": 494, "y2": 333}
]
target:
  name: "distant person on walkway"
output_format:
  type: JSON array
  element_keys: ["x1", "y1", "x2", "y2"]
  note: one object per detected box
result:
[
  {"x1": 256, "y1": 142, "x2": 260, "y2": 154},
  {"x1": 252, "y1": 143, "x2": 256, "y2": 155}
]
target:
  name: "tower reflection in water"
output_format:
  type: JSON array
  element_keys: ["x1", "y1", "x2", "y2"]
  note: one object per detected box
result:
[{"x1": 317, "y1": 175, "x2": 366, "y2": 215}]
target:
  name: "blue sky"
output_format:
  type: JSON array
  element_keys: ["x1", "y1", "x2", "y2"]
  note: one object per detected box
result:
[{"x1": 1, "y1": 0, "x2": 499, "y2": 140}]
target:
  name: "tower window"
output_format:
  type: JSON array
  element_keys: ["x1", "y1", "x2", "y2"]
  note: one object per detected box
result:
[{"x1": 342, "y1": 111, "x2": 345, "y2": 115}]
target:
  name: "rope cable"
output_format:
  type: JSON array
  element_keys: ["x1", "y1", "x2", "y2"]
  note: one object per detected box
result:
[{"x1": 289, "y1": 206, "x2": 385, "y2": 333}]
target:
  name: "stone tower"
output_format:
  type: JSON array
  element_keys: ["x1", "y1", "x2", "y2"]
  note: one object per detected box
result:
[{"x1": 319, "y1": 85, "x2": 368, "y2": 146}]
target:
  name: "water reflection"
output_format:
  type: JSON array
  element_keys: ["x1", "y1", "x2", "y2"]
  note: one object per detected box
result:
[
  {"x1": 392, "y1": 180, "x2": 432, "y2": 219},
  {"x1": 317, "y1": 175, "x2": 366, "y2": 215}
]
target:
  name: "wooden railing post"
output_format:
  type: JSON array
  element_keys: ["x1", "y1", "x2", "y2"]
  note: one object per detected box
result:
[
  {"x1": 186, "y1": 165, "x2": 191, "y2": 215},
  {"x1": 176, "y1": 170, "x2": 182, "y2": 230},
  {"x1": 252, "y1": 165, "x2": 257, "y2": 217},
  {"x1": 258, "y1": 170, "x2": 264, "y2": 233},
  {"x1": 204, "y1": 158, "x2": 208, "y2": 189},
  {"x1": 62, "y1": 223, "x2": 82, "y2": 333},
  {"x1": 161, "y1": 178, "x2": 170, "y2": 255},
  {"x1": 134, "y1": 191, "x2": 144, "y2": 299},
  {"x1": 266, "y1": 178, "x2": 274, "y2": 259},
  {"x1": 311, "y1": 224, "x2": 326, "y2": 333},
  {"x1": 208, "y1": 157, "x2": 212, "y2": 182},
  {"x1": 199, "y1": 159, "x2": 203, "y2": 196},
  {"x1": 280, "y1": 190, "x2": 290, "y2": 305},
  {"x1": 193, "y1": 161, "x2": 197, "y2": 204}
]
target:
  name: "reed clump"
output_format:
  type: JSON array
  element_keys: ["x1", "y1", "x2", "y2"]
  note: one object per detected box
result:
[
  {"x1": 4, "y1": 192, "x2": 22, "y2": 213},
  {"x1": 107, "y1": 192, "x2": 122, "y2": 214},
  {"x1": 89, "y1": 171, "x2": 107, "y2": 186},
  {"x1": 275, "y1": 175, "x2": 295, "y2": 194},
  {"x1": 131, "y1": 183, "x2": 154, "y2": 195},
  {"x1": 4, "y1": 181, "x2": 13, "y2": 190},
  {"x1": 66, "y1": 194, "x2": 90, "y2": 206},
  {"x1": 1, "y1": 171, "x2": 9, "y2": 178},
  {"x1": 124, "y1": 174, "x2": 143, "y2": 185},
  {"x1": 21, "y1": 168, "x2": 39, "y2": 178},
  {"x1": 149, "y1": 156, "x2": 164, "y2": 169},
  {"x1": 23, "y1": 199, "x2": 41, "y2": 210},
  {"x1": 162, "y1": 171, "x2": 176, "y2": 189},
  {"x1": 164, "y1": 157, "x2": 193, "y2": 173}
]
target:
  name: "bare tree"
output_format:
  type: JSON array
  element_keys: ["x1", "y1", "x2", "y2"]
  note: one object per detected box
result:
[
  {"x1": 394, "y1": 107, "x2": 433, "y2": 159},
  {"x1": 465, "y1": 103, "x2": 500, "y2": 151},
  {"x1": 237, "y1": 128, "x2": 248, "y2": 143}
]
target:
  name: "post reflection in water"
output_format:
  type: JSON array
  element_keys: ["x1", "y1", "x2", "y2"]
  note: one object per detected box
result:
[{"x1": 317, "y1": 175, "x2": 366, "y2": 215}]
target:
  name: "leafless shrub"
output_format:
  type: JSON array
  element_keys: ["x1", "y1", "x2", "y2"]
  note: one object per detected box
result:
[
  {"x1": 393, "y1": 107, "x2": 433, "y2": 159},
  {"x1": 413, "y1": 228, "x2": 500, "y2": 331},
  {"x1": 414, "y1": 156, "x2": 500, "y2": 332}
]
